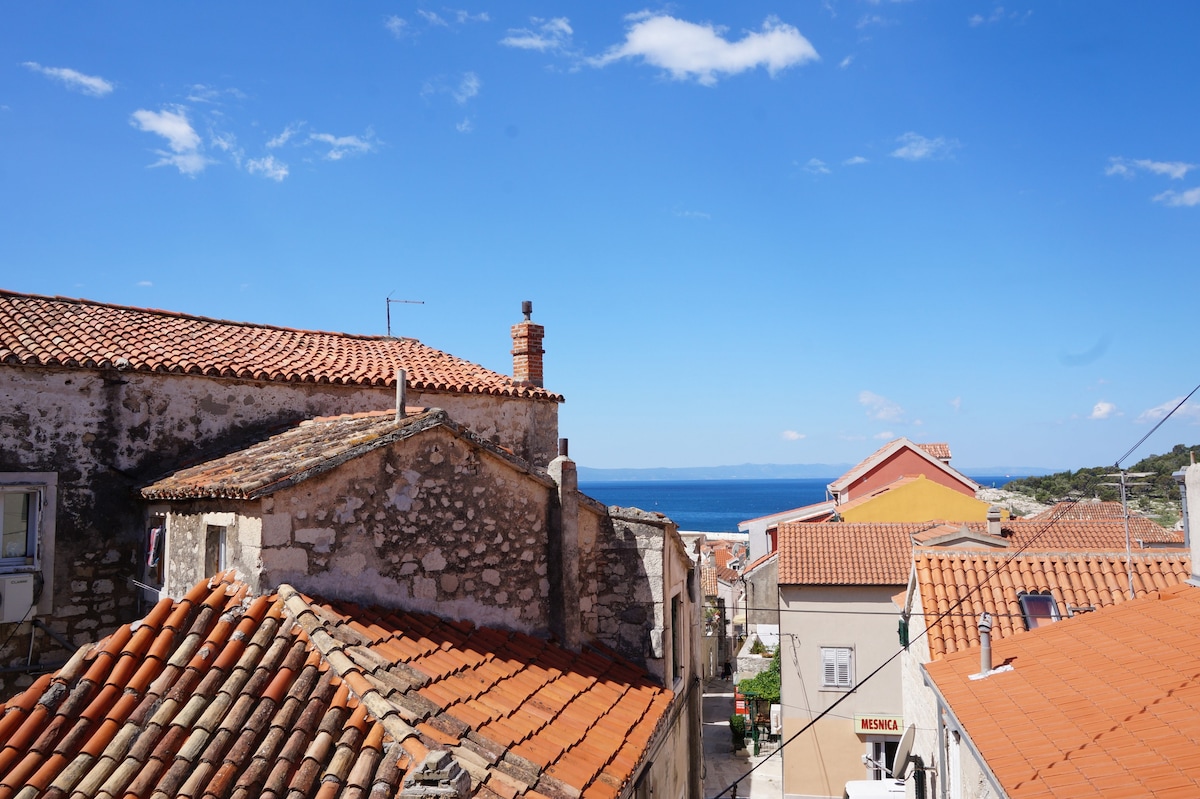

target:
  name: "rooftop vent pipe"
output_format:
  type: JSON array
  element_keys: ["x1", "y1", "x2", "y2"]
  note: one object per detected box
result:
[{"x1": 979, "y1": 612, "x2": 993, "y2": 674}]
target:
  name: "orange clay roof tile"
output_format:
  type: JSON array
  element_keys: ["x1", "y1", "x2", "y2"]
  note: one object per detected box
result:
[
  {"x1": 0, "y1": 289, "x2": 562, "y2": 401},
  {"x1": 915, "y1": 549, "x2": 1193, "y2": 658},
  {"x1": 0, "y1": 574, "x2": 675, "y2": 799},
  {"x1": 778, "y1": 518, "x2": 1182, "y2": 585},
  {"x1": 925, "y1": 584, "x2": 1200, "y2": 798}
]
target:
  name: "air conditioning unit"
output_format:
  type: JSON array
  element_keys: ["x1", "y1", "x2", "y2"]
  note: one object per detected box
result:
[{"x1": 0, "y1": 573, "x2": 35, "y2": 624}]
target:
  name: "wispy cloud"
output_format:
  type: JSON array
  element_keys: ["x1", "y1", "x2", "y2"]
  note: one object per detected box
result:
[
  {"x1": 23, "y1": 62, "x2": 113, "y2": 97},
  {"x1": 185, "y1": 84, "x2": 247, "y2": 104},
  {"x1": 673, "y1": 209, "x2": 712, "y2": 219},
  {"x1": 453, "y1": 72, "x2": 481, "y2": 104},
  {"x1": 802, "y1": 158, "x2": 831, "y2": 175},
  {"x1": 267, "y1": 122, "x2": 305, "y2": 148},
  {"x1": 591, "y1": 13, "x2": 819, "y2": 86},
  {"x1": 839, "y1": 55, "x2": 854, "y2": 69},
  {"x1": 384, "y1": 15, "x2": 409, "y2": 38},
  {"x1": 309, "y1": 129, "x2": 377, "y2": 160},
  {"x1": 500, "y1": 17, "x2": 573, "y2": 52},
  {"x1": 389, "y1": 8, "x2": 489, "y2": 38},
  {"x1": 456, "y1": 118, "x2": 474, "y2": 134},
  {"x1": 1154, "y1": 187, "x2": 1200, "y2": 207},
  {"x1": 844, "y1": 155, "x2": 868, "y2": 166},
  {"x1": 136, "y1": 280, "x2": 153, "y2": 287},
  {"x1": 969, "y1": 8, "x2": 1034, "y2": 27},
  {"x1": 130, "y1": 107, "x2": 211, "y2": 175},
  {"x1": 782, "y1": 430, "x2": 806, "y2": 441},
  {"x1": 1136, "y1": 398, "x2": 1200, "y2": 424},
  {"x1": 247, "y1": 155, "x2": 289, "y2": 181},
  {"x1": 1089, "y1": 401, "x2": 1117, "y2": 420},
  {"x1": 891, "y1": 132, "x2": 960, "y2": 161},
  {"x1": 1106, "y1": 157, "x2": 1195, "y2": 180},
  {"x1": 859, "y1": 390, "x2": 904, "y2": 422},
  {"x1": 950, "y1": 396, "x2": 961, "y2": 412},
  {"x1": 873, "y1": 430, "x2": 895, "y2": 440}
]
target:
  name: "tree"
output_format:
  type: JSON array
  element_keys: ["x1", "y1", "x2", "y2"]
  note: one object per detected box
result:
[{"x1": 737, "y1": 645, "x2": 781, "y2": 704}]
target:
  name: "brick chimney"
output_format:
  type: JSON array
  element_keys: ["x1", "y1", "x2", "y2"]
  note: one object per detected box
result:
[{"x1": 511, "y1": 300, "x2": 544, "y2": 387}]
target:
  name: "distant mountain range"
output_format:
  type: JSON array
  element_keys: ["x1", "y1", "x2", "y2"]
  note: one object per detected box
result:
[{"x1": 576, "y1": 463, "x2": 1054, "y2": 483}]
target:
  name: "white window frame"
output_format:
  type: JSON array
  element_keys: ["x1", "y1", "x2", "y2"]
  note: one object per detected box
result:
[
  {"x1": 820, "y1": 646, "x2": 853, "y2": 689},
  {"x1": 0, "y1": 473, "x2": 57, "y2": 615}
]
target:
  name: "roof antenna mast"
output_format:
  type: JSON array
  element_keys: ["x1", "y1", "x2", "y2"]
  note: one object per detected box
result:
[{"x1": 386, "y1": 294, "x2": 425, "y2": 337}]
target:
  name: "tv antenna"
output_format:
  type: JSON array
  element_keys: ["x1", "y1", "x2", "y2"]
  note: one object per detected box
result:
[
  {"x1": 386, "y1": 294, "x2": 425, "y2": 337},
  {"x1": 1101, "y1": 470, "x2": 1153, "y2": 599}
]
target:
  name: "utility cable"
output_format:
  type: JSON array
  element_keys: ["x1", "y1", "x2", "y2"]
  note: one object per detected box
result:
[{"x1": 712, "y1": 393, "x2": 1197, "y2": 797}]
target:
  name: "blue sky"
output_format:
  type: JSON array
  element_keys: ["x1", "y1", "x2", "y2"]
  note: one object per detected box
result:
[{"x1": 3, "y1": 3, "x2": 1198, "y2": 471}]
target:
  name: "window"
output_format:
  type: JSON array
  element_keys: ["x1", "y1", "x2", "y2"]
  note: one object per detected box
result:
[
  {"x1": 821, "y1": 646, "x2": 853, "y2": 689},
  {"x1": 670, "y1": 594, "x2": 682, "y2": 682},
  {"x1": 1, "y1": 490, "x2": 37, "y2": 566},
  {"x1": 0, "y1": 473, "x2": 56, "y2": 616},
  {"x1": 204, "y1": 525, "x2": 226, "y2": 577},
  {"x1": 1018, "y1": 592, "x2": 1060, "y2": 630}
]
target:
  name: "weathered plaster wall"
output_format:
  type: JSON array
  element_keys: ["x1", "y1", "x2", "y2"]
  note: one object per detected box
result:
[{"x1": 0, "y1": 364, "x2": 557, "y2": 694}]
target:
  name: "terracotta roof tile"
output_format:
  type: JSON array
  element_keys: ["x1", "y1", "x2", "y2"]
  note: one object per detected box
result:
[
  {"x1": 914, "y1": 550, "x2": 1192, "y2": 658},
  {"x1": 925, "y1": 584, "x2": 1200, "y2": 798},
  {"x1": 0, "y1": 289, "x2": 562, "y2": 401},
  {"x1": 0, "y1": 575, "x2": 674, "y2": 798},
  {"x1": 778, "y1": 519, "x2": 1183, "y2": 585}
]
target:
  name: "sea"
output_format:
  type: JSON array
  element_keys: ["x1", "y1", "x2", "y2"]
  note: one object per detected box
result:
[{"x1": 579, "y1": 476, "x2": 1020, "y2": 533}]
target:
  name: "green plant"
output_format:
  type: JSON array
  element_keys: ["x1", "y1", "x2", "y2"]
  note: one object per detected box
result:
[
  {"x1": 738, "y1": 646, "x2": 781, "y2": 704},
  {"x1": 749, "y1": 638, "x2": 769, "y2": 656},
  {"x1": 729, "y1": 713, "x2": 746, "y2": 750}
]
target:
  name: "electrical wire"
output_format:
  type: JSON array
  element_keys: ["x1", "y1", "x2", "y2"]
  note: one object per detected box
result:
[{"x1": 712, "y1": 393, "x2": 1198, "y2": 798}]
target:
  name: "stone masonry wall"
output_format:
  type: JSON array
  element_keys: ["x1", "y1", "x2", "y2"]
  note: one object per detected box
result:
[
  {"x1": 0, "y1": 364, "x2": 557, "y2": 696},
  {"x1": 165, "y1": 426, "x2": 556, "y2": 633}
]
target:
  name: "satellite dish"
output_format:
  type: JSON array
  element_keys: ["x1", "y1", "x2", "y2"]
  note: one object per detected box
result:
[{"x1": 891, "y1": 724, "x2": 916, "y2": 780}]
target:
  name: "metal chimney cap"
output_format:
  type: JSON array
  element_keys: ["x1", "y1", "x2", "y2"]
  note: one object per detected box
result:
[
  {"x1": 521, "y1": 300, "x2": 532, "y2": 320},
  {"x1": 978, "y1": 612, "x2": 993, "y2": 632}
]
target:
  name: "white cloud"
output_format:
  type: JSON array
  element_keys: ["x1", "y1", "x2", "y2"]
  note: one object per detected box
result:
[
  {"x1": 456, "y1": 118, "x2": 474, "y2": 134},
  {"x1": 1089, "y1": 401, "x2": 1116, "y2": 420},
  {"x1": 803, "y1": 158, "x2": 830, "y2": 175},
  {"x1": 1136, "y1": 398, "x2": 1200, "y2": 424},
  {"x1": 839, "y1": 55, "x2": 854, "y2": 69},
  {"x1": 950, "y1": 396, "x2": 961, "y2": 412},
  {"x1": 873, "y1": 430, "x2": 895, "y2": 440},
  {"x1": 309, "y1": 129, "x2": 377, "y2": 160},
  {"x1": 782, "y1": 430, "x2": 806, "y2": 441},
  {"x1": 130, "y1": 107, "x2": 211, "y2": 175},
  {"x1": 454, "y1": 72, "x2": 482, "y2": 104},
  {"x1": 891, "y1": 132, "x2": 960, "y2": 161},
  {"x1": 857, "y1": 15, "x2": 891, "y2": 29},
  {"x1": 1153, "y1": 187, "x2": 1200, "y2": 207},
  {"x1": 591, "y1": 14, "x2": 819, "y2": 86},
  {"x1": 500, "y1": 17, "x2": 573, "y2": 51},
  {"x1": 417, "y1": 10, "x2": 448, "y2": 26},
  {"x1": 844, "y1": 155, "x2": 868, "y2": 166},
  {"x1": 1107, "y1": 157, "x2": 1196, "y2": 180},
  {"x1": 267, "y1": 122, "x2": 305, "y2": 148},
  {"x1": 969, "y1": 8, "x2": 1005, "y2": 27},
  {"x1": 185, "y1": 84, "x2": 246, "y2": 104},
  {"x1": 455, "y1": 10, "x2": 489, "y2": 24},
  {"x1": 385, "y1": 15, "x2": 408, "y2": 38},
  {"x1": 859, "y1": 390, "x2": 904, "y2": 422},
  {"x1": 247, "y1": 155, "x2": 289, "y2": 181},
  {"x1": 674, "y1": 209, "x2": 711, "y2": 219},
  {"x1": 136, "y1": 280, "x2": 153, "y2": 287},
  {"x1": 23, "y1": 62, "x2": 113, "y2": 97}
]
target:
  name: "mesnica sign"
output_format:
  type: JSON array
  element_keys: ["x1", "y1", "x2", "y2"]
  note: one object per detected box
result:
[{"x1": 854, "y1": 716, "x2": 903, "y2": 734}]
